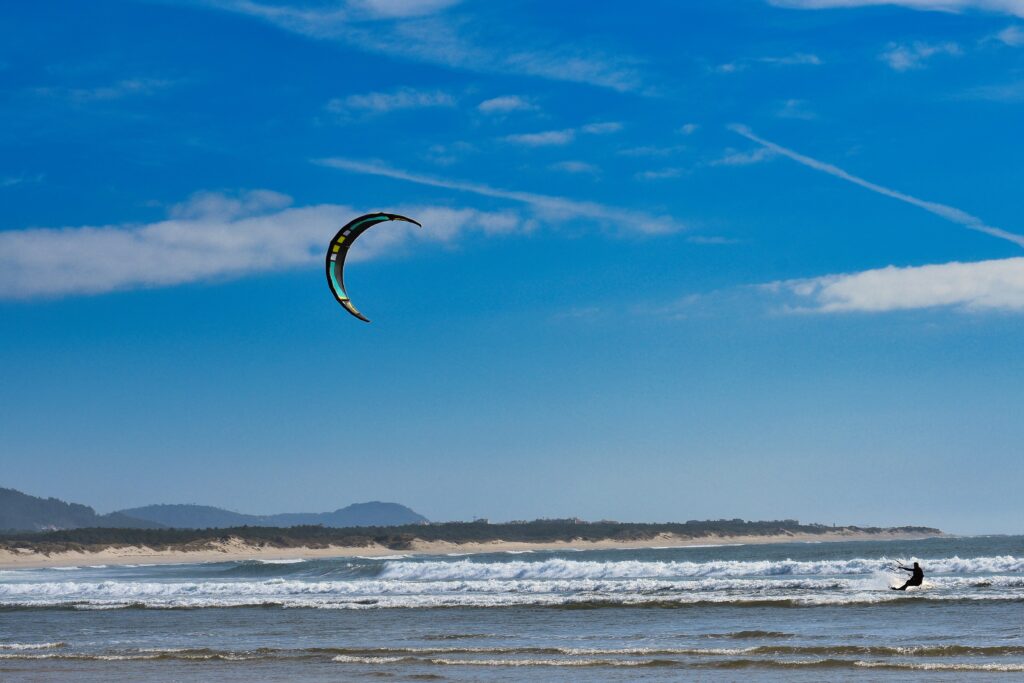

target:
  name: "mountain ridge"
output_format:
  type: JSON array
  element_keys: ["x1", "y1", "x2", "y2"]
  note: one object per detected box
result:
[
  {"x1": 0, "y1": 487, "x2": 157, "y2": 531},
  {"x1": 117, "y1": 501, "x2": 429, "y2": 529},
  {"x1": 0, "y1": 488, "x2": 428, "y2": 531}
]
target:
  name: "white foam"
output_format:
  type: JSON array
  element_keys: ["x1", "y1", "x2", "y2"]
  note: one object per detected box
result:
[
  {"x1": 2, "y1": 553, "x2": 1020, "y2": 610},
  {"x1": 426, "y1": 657, "x2": 649, "y2": 667},
  {"x1": 377, "y1": 555, "x2": 1023, "y2": 582},
  {"x1": 333, "y1": 654, "x2": 407, "y2": 664},
  {"x1": 251, "y1": 559, "x2": 305, "y2": 565},
  {"x1": 854, "y1": 660, "x2": 1024, "y2": 672}
]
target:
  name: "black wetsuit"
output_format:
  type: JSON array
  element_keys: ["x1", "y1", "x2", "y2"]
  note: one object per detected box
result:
[{"x1": 892, "y1": 564, "x2": 924, "y2": 591}]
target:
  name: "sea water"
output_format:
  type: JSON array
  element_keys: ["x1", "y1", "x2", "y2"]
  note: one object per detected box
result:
[{"x1": 1, "y1": 535, "x2": 1022, "y2": 681}]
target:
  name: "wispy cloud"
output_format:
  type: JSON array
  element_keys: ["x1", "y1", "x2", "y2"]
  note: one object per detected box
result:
[
  {"x1": 503, "y1": 129, "x2": 576, "y2": 146},
  {"x1": 712, "y1": 147, "x2": 777, "y2": 166},
  {"x1": 636, "y1": 167, "x2": 685, "y2": 180},
  {"x1": 423, "y1": 140, "x2": 475, "y2": 166},
  {"x1": 206, "y1": 0, "x2": 459, "y2": 29},
  {"x1": 33, "y1": 77, "x2": 176, "y2": 104},
  {"x1": 315, "y1": 157, "x2": 684, "y2": 234},
  {"x1": 880, "y1": 41, "x2": 961, "y2": 70},
  {"x1": 477, "y1": 95, "x2": 536, "y2": 114},
  {"x1": 326, "y1": 87, "x2": 455, "y2": 116},
  {"x1": 961, "y1": 79, "x2": 1024, "y2": 100},
  {"x1": 618, "y1": 144, "x2": 688, "y2": 157},
  {"x1": 776, "y1": 98, "x2": 817, "y2": 119},
  {"x1": 730, "y1": 124, "x2": 1024, "y2": 248},
  {"x1": 550, "y1": 160, "x2": 600, "y2": 175},
  {"x1": 679, "y1": 123, "x2": 699, "y2": 135},
  {"x1": 1, "y1": 173, "x2": 44, "y2": 188},
  {"x1": 0, "y1": 190, "x2": 529, "y2": 298},
  {"x1": 713, "y1": 62, "x2": 745, "y2": 74},
  {"x1": 713, "y1": 52, "x2": 822, "y2": 73},
  {"x1": 767, "y1": 257, "x2": 1024, "y2": 312},
  {"x1": 347, "y1": 0, "x2": 463, "y2": 19},
  {"x1": 206, "y1": 1, "x2": 645, "y2": 91},
  {"x1": 996, "y1": 24, "x2": 1024, "y2": 44},
  {"x1": 502, "y1": 121, "x2": 622, "y2": 147},
  {"x1": 768, "y1": 0, "x2": 1024, "y2": 17},
  {"x1": 580, "y1": 121, "x2": 623, "y2": 134},
  {"x1": 759, "y1": 52, "x2": 823, "y2": 65}
]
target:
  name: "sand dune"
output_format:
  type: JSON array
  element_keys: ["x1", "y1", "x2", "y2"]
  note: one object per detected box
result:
[{"x1": 0, "y1": 531, "x2": 940, "y2": 570}]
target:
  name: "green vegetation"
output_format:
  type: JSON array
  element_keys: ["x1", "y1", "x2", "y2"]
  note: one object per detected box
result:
[{"x1": 0, "y1": 518, "x2": 941, "y2": 554}]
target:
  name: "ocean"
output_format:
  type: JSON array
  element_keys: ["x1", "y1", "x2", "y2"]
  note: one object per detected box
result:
[{"x1": 1, "y1": 535, "x2": 1022, "y2": 680}]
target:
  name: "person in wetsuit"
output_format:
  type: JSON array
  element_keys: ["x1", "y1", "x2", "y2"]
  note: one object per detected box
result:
[{"x1": 891, "y1": 561, "x2": 924, "y2": 590}]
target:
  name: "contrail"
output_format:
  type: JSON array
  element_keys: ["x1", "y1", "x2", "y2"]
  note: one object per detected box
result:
[{"x1": 730, "y1": 124, "x2": 1024, "y2": 248}]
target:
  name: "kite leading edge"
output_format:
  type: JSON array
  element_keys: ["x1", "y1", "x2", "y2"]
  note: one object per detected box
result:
[{"x1": 326, "y1": 212, "x2": 422, "y2": 323}]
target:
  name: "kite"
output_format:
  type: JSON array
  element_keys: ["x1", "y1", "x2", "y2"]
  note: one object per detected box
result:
[{"x1": 325, "y1": 212, "x2": 421, "y2": 322}]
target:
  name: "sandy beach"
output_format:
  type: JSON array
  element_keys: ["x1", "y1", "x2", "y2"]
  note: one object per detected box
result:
[{"x1": 0, "y1": 531, "x2": 941, "y2": 570}]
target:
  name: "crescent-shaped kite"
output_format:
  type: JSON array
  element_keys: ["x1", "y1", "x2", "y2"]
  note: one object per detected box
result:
[{"x1": 325, "y1": 212, "x2": 422, "y2": 322}]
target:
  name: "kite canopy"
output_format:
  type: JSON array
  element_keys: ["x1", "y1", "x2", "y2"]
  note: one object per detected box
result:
[{"x1": 325, "y1": 212, "x2": 422, "y2": 322}]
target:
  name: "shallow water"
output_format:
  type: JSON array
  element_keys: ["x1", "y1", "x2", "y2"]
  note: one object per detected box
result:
[{"x1": 1, "y1": 535, "x2": 1021, "y2": 680}]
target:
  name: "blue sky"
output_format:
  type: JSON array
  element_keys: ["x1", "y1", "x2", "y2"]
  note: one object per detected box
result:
[{"x1": 2, "y1": 0, "x2": 1023, "y2": 533}]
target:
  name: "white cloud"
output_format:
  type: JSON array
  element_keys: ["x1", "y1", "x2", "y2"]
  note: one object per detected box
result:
[
  {"x1": 1, "y1": 173, "x2": 44, "y2": 188},
  {"x1": 347, "y1": 0, "x2": 462, "y2": 19},
  {"x1": 580, "y1": 121, "x2": 623, "y2": 134},
  {"x1": 326, "y1": 87, "x2": 455, "y2": 115},
  {"x1": 315, "y1": 157, "x2": 685, "y2": 234},
  {"x1": 636, "y1": 167, "x2": 684, "y2": 180},
  {"x1": 500, "y1": 50, "x2": 642, "y2": 92},
  {"x1": 477, "y1": 95, "x2": 536, "y2": 114},
  {"x1": 618, "y1": 144, "x2": 687, "y2": 157},
  {"x1": 880, "y1": 41, "x2": 961, "y2": 70},
  {"x1": 423, "y1": 140, "x2": 475, "y2": 166},
  {"x1": 714, "y1": 53, "x2": 821, "y2": 73},
  {"x1": 503, "y1": 121, "x2": 622, "y2": 147},
  {"x1": 962, "y1": 80, "x2": 1024, "y2": 100},
  {"x1": 730, "y1": 124, "x2": 1024, "y2": 248},
  {"x1": 769, "y1": 257, "x2": 1024, "y2": 312},
  {"x1": 997, "y1": 24, "x2": 1024, "y2": 44},
  {"x1": 0, "y1": 190, "x2": 530, "y2": 298},
  {"x1": 679, "y1": 123, "x2": 699, "y2": 135},
  {"x1": 713, "y1": 62, "x2": 744, "y2": 74},
  {"x1": 712, "y1": 147, "x2": 777, "y2": 166},
  {"x1": 33, "y1": 77, "x2": 175, "y2": 103},
  {"x1": 503, "y1": 129, "x2": 576, "y2": 146},
  {"x1": 759, "y1": 52, "x2": 823, "y2": 65},
  {"x1": 768, "y1": 0, "x2": 1024, "y2": 17},
  {"x1": 776, "y1": 98, "x2": 817, "y2": 119},
  {"x1": 550, "y1": 160, "x2": 600, "y2": 175},
  {"x1": 207, "y1": 1, "x2": 644, "y2": 91}
]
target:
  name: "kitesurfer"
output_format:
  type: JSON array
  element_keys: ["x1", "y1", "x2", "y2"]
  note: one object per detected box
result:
[{"x1": 891, "y1": 561, "x2": 924, "y2": 591}]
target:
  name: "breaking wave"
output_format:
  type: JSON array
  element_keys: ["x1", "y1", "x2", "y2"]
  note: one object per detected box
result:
[
  {"x1": 4, "y1": 645, "x2": 1024, "y2": 672},
  {"x1": 1, "y1": 552, "x2": 1020, "y2": 610},
  {"x1": 376, "y1": 555, "x2": 1023, "y2": 581}
]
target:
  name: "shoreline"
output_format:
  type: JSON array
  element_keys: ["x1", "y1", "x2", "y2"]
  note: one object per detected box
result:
[{"x1": 0, "y1": 531, "x2": 942, "y2": 570}]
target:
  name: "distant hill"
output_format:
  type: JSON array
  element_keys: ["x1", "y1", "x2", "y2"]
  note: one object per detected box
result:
[
  {"x1": 111, "y1": 504, "x2": 253, "y2": 529},
  {"x1": 0, "y1": 487, "x2": 158, "y2": 531},
  {"x1": 116, "y1": 501, "x2": 428, "y2": 529}
]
